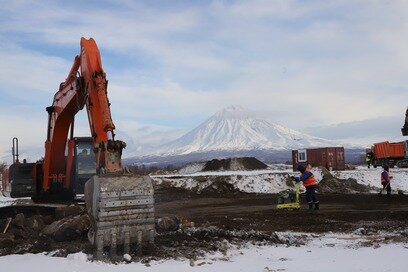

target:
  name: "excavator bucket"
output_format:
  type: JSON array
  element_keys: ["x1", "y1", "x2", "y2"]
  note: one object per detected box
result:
[{"x1": 84, "y1": 174, "x2": 155, "y2": 259}]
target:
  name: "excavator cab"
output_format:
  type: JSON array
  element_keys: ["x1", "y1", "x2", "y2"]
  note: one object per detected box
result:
[{"x1": 72, "y1": 137, "x2": 96, "y2": 195}]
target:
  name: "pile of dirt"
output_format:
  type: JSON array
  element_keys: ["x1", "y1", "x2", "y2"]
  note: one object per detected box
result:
[
  {"x1": 0, "y1": 205, "x2": 90, "y2": 257},
  {"x1": 155, "y1": 175, "x2": 242, "y2": 195},
  {"x1": 318, "y1": 167, "x2": 373, "y2": 193},
  {"x1": 199, "y1": 178, "x2": 241, "y2": 194},
  {"x1": 202, "y1": 157, "x2": 268, "y2": 172}
]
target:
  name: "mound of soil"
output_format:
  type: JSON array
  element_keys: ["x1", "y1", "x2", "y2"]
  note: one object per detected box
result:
[
  {"x1": 318, "y1": 168, "x2": 372, "y2": 193},
  {"x1": 155, "y1": 175, "x2": 241, "y2": 195},
  {"x1": 199, "y1": 178, "x2": 241, "y2": 195},
  {"x1": 202, "y1": 157, "x2": 267, "y2": 172}
]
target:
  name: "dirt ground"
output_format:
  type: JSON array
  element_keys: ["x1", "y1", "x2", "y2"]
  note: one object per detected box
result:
[
  {"x1": 155, "y1": 187, "x2": 408, "y2": 233},
  {"x1": 1, "y1": 187, "x2": 408, "y2": 261},
  {"x1": 151, "y1": 187, "x2": 408, "y2": 260}
]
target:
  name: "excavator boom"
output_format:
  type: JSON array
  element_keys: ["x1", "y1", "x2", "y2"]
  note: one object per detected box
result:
[{"x1": 43, "y1": 38, "x2": 125, "y2": 195}]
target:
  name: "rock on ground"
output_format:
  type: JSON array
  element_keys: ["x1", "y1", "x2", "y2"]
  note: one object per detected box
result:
[
  {"x1": 55, "y1": 205, "x2": 85, "y2": 219},
  {"x1": 156, "y1": 216, "x2": 180, "y2": 232},
  {"x1": 43, "y1": 214, "x2": 91, "y2": 242}
]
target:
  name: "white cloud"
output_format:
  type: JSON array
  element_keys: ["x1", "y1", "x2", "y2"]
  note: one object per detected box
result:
[
  {"x1": 1, "y1": 0, "x2": 408, "y2": 158},
  {"x1": 304, "y1": 115, "x2": 406, "y2": 146},
  {"x1": 0, "y1": 111, "x2": 46, "y2": 163},
  {"x1": 0, "y1": 43, "x2": 70, "y2": 95}
]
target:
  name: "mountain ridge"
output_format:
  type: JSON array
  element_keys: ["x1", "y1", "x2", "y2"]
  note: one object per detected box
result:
[{"x1": 140, "y1": 105, "x2": 343, "y2": 157}]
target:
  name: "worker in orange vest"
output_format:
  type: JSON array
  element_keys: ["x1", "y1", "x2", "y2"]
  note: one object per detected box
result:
[
  {"x1": 292, "y1": 164, "x2": 319, "y2": 210},
  {"x1": 379, "y1": 165, "x2": 392, "y2": 196}
]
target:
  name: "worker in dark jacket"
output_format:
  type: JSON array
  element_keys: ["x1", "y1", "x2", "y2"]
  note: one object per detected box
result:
[
  {"x1": 365, "y1": 152, "x2": 373, "y2": 168},
  {"x1": 292, "y1": 164, "x2": 319, "y2": 210},
  {"x1": 379, "y1": 165, "x2": 392, "y2": 196}
]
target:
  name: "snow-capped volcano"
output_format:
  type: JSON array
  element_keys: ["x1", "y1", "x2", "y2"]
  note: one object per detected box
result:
[{"x1": 152, "y1": 105, "x2": 337, "y2": 156}]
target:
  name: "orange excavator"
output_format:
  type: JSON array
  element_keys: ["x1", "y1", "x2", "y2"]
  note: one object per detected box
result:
[{"x1": 1, "y1": 37, "x2": 155, "y2": 259}]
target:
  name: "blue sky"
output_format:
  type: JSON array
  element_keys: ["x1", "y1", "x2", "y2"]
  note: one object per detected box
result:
[{"x1": 0, "y1": 0, "x2": 407, "y2": 160}]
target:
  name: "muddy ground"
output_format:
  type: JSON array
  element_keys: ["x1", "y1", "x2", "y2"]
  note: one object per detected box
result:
[
  {"x1": 155, "y1": 187, "x2": 408, "y2": 233},
  {"x1": 1, "y1": 187, "x2": 408, "y2": 261}
]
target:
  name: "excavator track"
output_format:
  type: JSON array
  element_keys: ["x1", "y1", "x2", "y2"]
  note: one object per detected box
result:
[{"x1": 85, "y1": 174, "x2": 155, "y2": 259}]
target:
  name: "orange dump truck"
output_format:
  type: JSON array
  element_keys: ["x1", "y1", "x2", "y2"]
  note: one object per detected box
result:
[{"x1": 368, "y1": 140, "x2": 408, "y2": 168}]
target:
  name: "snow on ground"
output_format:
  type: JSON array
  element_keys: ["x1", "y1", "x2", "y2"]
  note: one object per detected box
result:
[
  {"x1": 152, "y1": 172, "x2": 292, "y2": 194},
  {"x1": 152, "y1": 164, "x2": 295, "y2": 193},
  {"x1": 0, "y1": 194, "x2": 16, "y2": 207},
  {"x1": 177, "y1": 162, "x2": 206, "y2": 174},
  {"x1": 332, "y1": 166, "x2": 408, "y2": 192},
  {"x1": 174, "y1": 163, "x2": 293, "y2": 177},
  {"x1": 152, "y1": 165, "x2": 408, "y2": 194},
  {"x1": 164, "y1": 169, "x2": 292, "y2": 178},
  {"x1": 1, "y1": 232, "x2": 407, "y2": 272}
]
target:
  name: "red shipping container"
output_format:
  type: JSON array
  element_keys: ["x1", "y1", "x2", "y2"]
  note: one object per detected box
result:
[{"x1": 292, "y1": 147, "x2": 345, "y2": 171}]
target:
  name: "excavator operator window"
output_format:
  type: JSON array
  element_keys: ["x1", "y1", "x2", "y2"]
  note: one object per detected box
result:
[{"x1": 76, "y1": 142, "x2": 97, "y2": 175}]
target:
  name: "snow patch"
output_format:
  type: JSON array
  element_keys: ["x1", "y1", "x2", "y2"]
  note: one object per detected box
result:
[
  {"x1": 177, "y1": 162, "x2": 205, "y2": 174},
  {"x1": 0, "y1": 195, "x2": 16, "y2": 207},
  {"x1": 0, "y1": 232, "x2": 407, "y2": 271},
  {"x1": 332, "y1": 166, "x2": 408, "y2": 192},
  {"x1": 66, "y1": 252, "x2": 89, "y2": 262},
  {"x1": 153, "y1": 166, "x2": 408, "y2": 194}
]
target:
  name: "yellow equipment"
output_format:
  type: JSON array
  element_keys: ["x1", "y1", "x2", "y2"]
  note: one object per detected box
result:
[{"x1": 277, "y1": 182, "x2": 301, "y2": 210}]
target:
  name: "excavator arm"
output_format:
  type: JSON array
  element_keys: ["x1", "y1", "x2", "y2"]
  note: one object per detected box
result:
[{"x1": 43, "y1": 38, "x2": 125, "y2": 194}]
